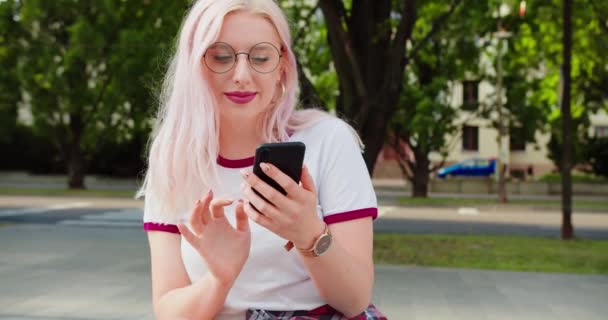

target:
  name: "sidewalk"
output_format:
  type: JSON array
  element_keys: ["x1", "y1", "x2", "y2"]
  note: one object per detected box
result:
[{"x1": 1, "y1": 223, "x2": 607, "y2": 320}]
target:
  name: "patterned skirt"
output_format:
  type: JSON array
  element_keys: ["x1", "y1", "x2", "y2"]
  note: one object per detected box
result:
[{"x1": 246, "y1": 304, "x2": 387, "y2": 320}]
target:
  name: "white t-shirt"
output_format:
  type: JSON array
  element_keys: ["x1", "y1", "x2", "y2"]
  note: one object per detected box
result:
[{"x1": 143, "y1": 117, "x2": 378, "y2": 320}]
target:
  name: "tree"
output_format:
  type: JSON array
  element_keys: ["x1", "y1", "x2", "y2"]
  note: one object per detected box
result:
[
  {"x1": 560, "y1": 0, "x2": 573, "y2": 239},
  {"x1": 501, "y1": 0, "x2": 606, "y2": 238},
  {"x1": 0, "y1": 0, "x2": 21, "y2": 143},
  {"x1": 317, "y1": 0, "x2": 467, "y2": 174},
  {"x1": 279, "y1": 0, "x2": 333, "y2": 110},
  {"x1": 15, "y1": 0, "x2": 187, "y2": 187},
  {"x1": 390, "y1": 0, "x2": 490, "y2": 197}
]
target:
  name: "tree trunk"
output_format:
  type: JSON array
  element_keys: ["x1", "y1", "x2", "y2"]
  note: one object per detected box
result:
[
  {"x1": 67, "y1": 113, "x2": 86, "y2": 189},
  {"x1": 360, "y1": 108, "x2": 393, "y2": 175},
  {"x1": 68, "y1": 141, "x2": 85, "y2": 189},
  {"x1": 412, "y1": 155, "x2": 430, "y2": 197},
  {"x1": 560, "y1": 0, "x2": 574, "y2": 240},
  {"x1": 319, "y1": 0, "x2": 415, "y2": 176},
  {"x1": 297, "y1": 60, "x2": 326, "y2": 110}
]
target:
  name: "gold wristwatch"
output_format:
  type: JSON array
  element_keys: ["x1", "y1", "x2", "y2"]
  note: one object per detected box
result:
[{"x1": 296, "y1": 223, "x2": 332, "y2": 257}]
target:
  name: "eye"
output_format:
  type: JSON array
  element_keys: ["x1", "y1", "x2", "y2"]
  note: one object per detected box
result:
[
  {"x1": 250, "y1": 55, "x2": 270, "y2": 64},
  {"x1": 212, "y1": 54, "x2": 233, "y2": 64}
]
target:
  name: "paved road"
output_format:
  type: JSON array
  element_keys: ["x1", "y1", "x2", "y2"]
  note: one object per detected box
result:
[
  {"x1": 1, "y1": 222, "x2": 607, "y2": 320},
  {"x1": 1, "y1": 195, "x2": 607, "y2": 239}
]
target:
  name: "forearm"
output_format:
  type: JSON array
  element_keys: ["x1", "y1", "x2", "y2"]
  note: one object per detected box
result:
[
  {"x1": 299, "y1": 241, "x2": 374, "y2": 317},
  {"x1": 155, "y1": 274, "x2": 231, "y2": 320}
]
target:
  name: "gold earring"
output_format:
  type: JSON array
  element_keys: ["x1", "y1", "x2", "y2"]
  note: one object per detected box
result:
[{"x1": 271, "y1": 82, "x2": 286, "y2": 104}]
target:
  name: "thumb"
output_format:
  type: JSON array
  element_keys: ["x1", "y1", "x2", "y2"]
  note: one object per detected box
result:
[
  {"x1": 235, "y1": 200, "x2": 250, "y2": 232},
  {"x1": 300, "y1": 165, "x2": 316, "y2": 193}
]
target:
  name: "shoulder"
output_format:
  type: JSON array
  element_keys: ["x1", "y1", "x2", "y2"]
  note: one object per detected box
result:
[{"x1": 295, "y1": 116, "x2": 361, "y2": 148}]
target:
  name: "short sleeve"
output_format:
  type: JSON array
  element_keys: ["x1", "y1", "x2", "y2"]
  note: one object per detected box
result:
[
  {"x1": 317, "y1": 119, "x2": 378, "y2": 224},
  {"x1": 142, "y1": 193, "x2": 181, "y2": 234}
]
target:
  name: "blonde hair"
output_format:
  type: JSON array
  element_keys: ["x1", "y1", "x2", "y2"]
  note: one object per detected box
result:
[{"x1": 136, "y1": 0, "x2": 331, "y2": 219}]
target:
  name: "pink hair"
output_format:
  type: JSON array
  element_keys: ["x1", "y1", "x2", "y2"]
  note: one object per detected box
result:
[{"x1": 136, "y1": 0, "x2": 332, "y2": 219}]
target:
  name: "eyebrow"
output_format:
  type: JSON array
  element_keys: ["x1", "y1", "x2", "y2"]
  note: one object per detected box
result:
[{"x1": 214, "y1": 41, "x2": 282, "y2": 51}]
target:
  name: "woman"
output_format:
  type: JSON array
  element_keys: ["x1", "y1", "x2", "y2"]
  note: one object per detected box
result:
[{"x1": 137, "y1": 1, "x2": 385, "y2": 319}]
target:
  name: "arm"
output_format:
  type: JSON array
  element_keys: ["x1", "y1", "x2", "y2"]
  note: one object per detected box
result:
[
  {"x1": 147, "y1": 231, "x2": 230, "y2": 319},
  {"x1": 241, "y1": 164, "x2": 375, "y2": 317},
  {"x1": 147, "y1": 195, "x2": 251, "y2": 319},
  {"x1": 297, "y1": 217, "x2": 374, "y2": 317}
]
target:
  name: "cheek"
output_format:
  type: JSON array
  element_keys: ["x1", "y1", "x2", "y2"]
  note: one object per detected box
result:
[{"x1": 260, "y1": 76, "x2": 280, "y2": 99}]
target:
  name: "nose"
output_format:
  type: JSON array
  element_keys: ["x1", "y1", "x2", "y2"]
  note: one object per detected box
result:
[{"x1": 232, "y1": 54, "x2": 252, "y2": 85}]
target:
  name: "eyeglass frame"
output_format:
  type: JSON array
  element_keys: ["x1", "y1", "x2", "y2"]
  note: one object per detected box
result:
[{"x1": 202, "y1": 42, "x2": 283, "y2": 74}]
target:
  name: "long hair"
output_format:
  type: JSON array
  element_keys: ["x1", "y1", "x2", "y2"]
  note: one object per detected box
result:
[{"x1": 136, "y1": 0, "x2": 333, "y2": 220}]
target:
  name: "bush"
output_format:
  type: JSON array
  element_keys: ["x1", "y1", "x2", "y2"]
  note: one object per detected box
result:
[
  {"x1": 586, "y1": 137, "x2": 608, "y2": 178},
  {"x1": 539, "y1": 172, "x2": 608, "y2": 183},
  {"x1": 87, "y1": 138, "x2": 146, "y2": 178},
  {"x1": 0, "y1": 125, "x2": 64, "y2": 173}
]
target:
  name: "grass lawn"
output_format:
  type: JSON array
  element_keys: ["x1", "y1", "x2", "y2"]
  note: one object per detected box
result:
[
  {"x1": 0, "y1": 188, "x2": 136, "y2": 198},
  {"x1": 399, "y1": 196, "x2": 608, "y2": 211},
  {"x1": 374, "y1": 233, "x2": 608, "y2": 274}
]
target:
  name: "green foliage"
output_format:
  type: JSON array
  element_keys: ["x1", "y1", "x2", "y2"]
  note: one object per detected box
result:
[
  {"x1": 585, "y1": 137, "x2": 608, "y2": 178},
  {"x1": 0, "y1": 0, "x2": 22, "y2": 143},
  {"x1": 279, "y1": 1, "x2": 337, "y2": 110},
  {"x1": 11, "y1": 0, "x2": 188, "y2": 176},
  {"x1": 539, "y1": 172, "x2": 608, "y2": 184},
  {"x1": 504, "y1": 0, "x2": 608, "y2": 162}
]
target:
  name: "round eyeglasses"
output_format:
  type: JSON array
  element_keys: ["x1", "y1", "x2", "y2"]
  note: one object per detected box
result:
[{"x1": 203, "y1": 42, "x2": 282, "y2": 74}]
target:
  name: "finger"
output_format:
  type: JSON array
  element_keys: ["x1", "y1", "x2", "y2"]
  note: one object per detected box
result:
[
  {"x1": 209, "y1": 198, "x2": 234, "y2": 219},
  {"x1": 190, "y1": 191, "x2": 213, "y2": 234},
  {"x1": 191, "y1": 190, "x2": 213, "y2": 232},
  {"x1": 177, "y1": 223, "x2": 199, "y2": 249},
  {"x1": 241, "y1": 169, "x2": 289, "y2": 208},
  {"x1": 241, "y1": 183, "x2": 282, "y2": 221},
  {"x1": 190, "y1": 200, "x2": 204, "y2": 235},
  {"x1": 258, "y1": 162, "x2": 301, "y2": 198},
  {"x1": 300, "y1": 165, "x2": 317, "y2": 194},
  {"x1": 243, "y1": 199, "x2": 273, "y2": 229},
  {"x1": 234, "y1": 200, "x2": 250, "y2": 232}
]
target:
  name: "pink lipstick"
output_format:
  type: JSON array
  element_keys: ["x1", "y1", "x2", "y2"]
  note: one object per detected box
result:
[{"x1": 225, "y1": 91, "x2": 257, "y2": 104}]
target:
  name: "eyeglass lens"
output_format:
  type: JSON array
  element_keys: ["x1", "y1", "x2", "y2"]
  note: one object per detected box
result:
[{"x1": 204, "y1": 42, "x2": 281, "y2": 74}]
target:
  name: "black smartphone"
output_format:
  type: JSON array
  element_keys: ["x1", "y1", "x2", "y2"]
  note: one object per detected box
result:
[{"x1": 252, "y1": 142, "x2": 306, "y2": 203}]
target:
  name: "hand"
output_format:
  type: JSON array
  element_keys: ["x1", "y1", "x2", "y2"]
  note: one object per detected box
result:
[
  {"x1": 177, "y1": 191, "x2": 251, "y2": 286},
  {"x1": 240, "y1": 164, "x2": 325, "y2": 250}
]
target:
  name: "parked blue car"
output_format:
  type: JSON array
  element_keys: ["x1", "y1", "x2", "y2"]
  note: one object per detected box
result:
[{"x1": 437, "y1": 158, "x2": 496, "y2": 178}]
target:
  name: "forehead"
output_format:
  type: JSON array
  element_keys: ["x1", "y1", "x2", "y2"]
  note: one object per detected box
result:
[{"x1": 216, "y1": 10, "x2": 282, "y2": 50}]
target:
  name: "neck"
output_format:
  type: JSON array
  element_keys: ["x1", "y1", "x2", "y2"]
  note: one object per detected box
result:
[{"x1": 219, "y1": 116, "x2": 265, "y2": 160}]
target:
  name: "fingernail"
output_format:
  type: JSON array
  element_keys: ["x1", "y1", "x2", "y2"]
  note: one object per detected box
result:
[
  {"x1": 207, "y1": 189, "x2": 213, "y2": 197},
  {"x1": 195, "y1": 200, "x2": 201, "y2": 205},
  {"x1": 240, "y1": 169, "x2": 249, "y2": 178},
  {"x1": 260, "y1": 162, "x2": 270, "y2": 172}
]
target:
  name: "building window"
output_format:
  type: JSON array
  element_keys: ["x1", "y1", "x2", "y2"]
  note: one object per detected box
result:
[
  {"x1": 462, "y1": 80, "x2": 479, "y2": 111},
  {"x1": 595, "y1": 126, "x2": 608, "y2": 138},
  {"x1": 510, "y1": 126, "x2": 526, "y2": 151},
  {"x1": 462, "y1": 125, "x2": 479, "y2": 151}
]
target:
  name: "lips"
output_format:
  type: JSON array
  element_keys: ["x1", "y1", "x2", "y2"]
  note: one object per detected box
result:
[{"x1": 225, "y1": 91, "x2": 257, "y2": 104}]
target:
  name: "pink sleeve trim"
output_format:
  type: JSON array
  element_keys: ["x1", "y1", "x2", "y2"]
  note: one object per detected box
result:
[
  {"x1": 143, "y1": 222, "x2": 180, "y2": 234},
  {"x1": 323, "y1": 207, "x2": 378, "y2": 225}
]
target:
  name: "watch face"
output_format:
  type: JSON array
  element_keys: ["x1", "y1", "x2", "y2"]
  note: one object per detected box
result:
[{"x1": 314, "y1": 234, "x2": 332, "y2": 256}]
